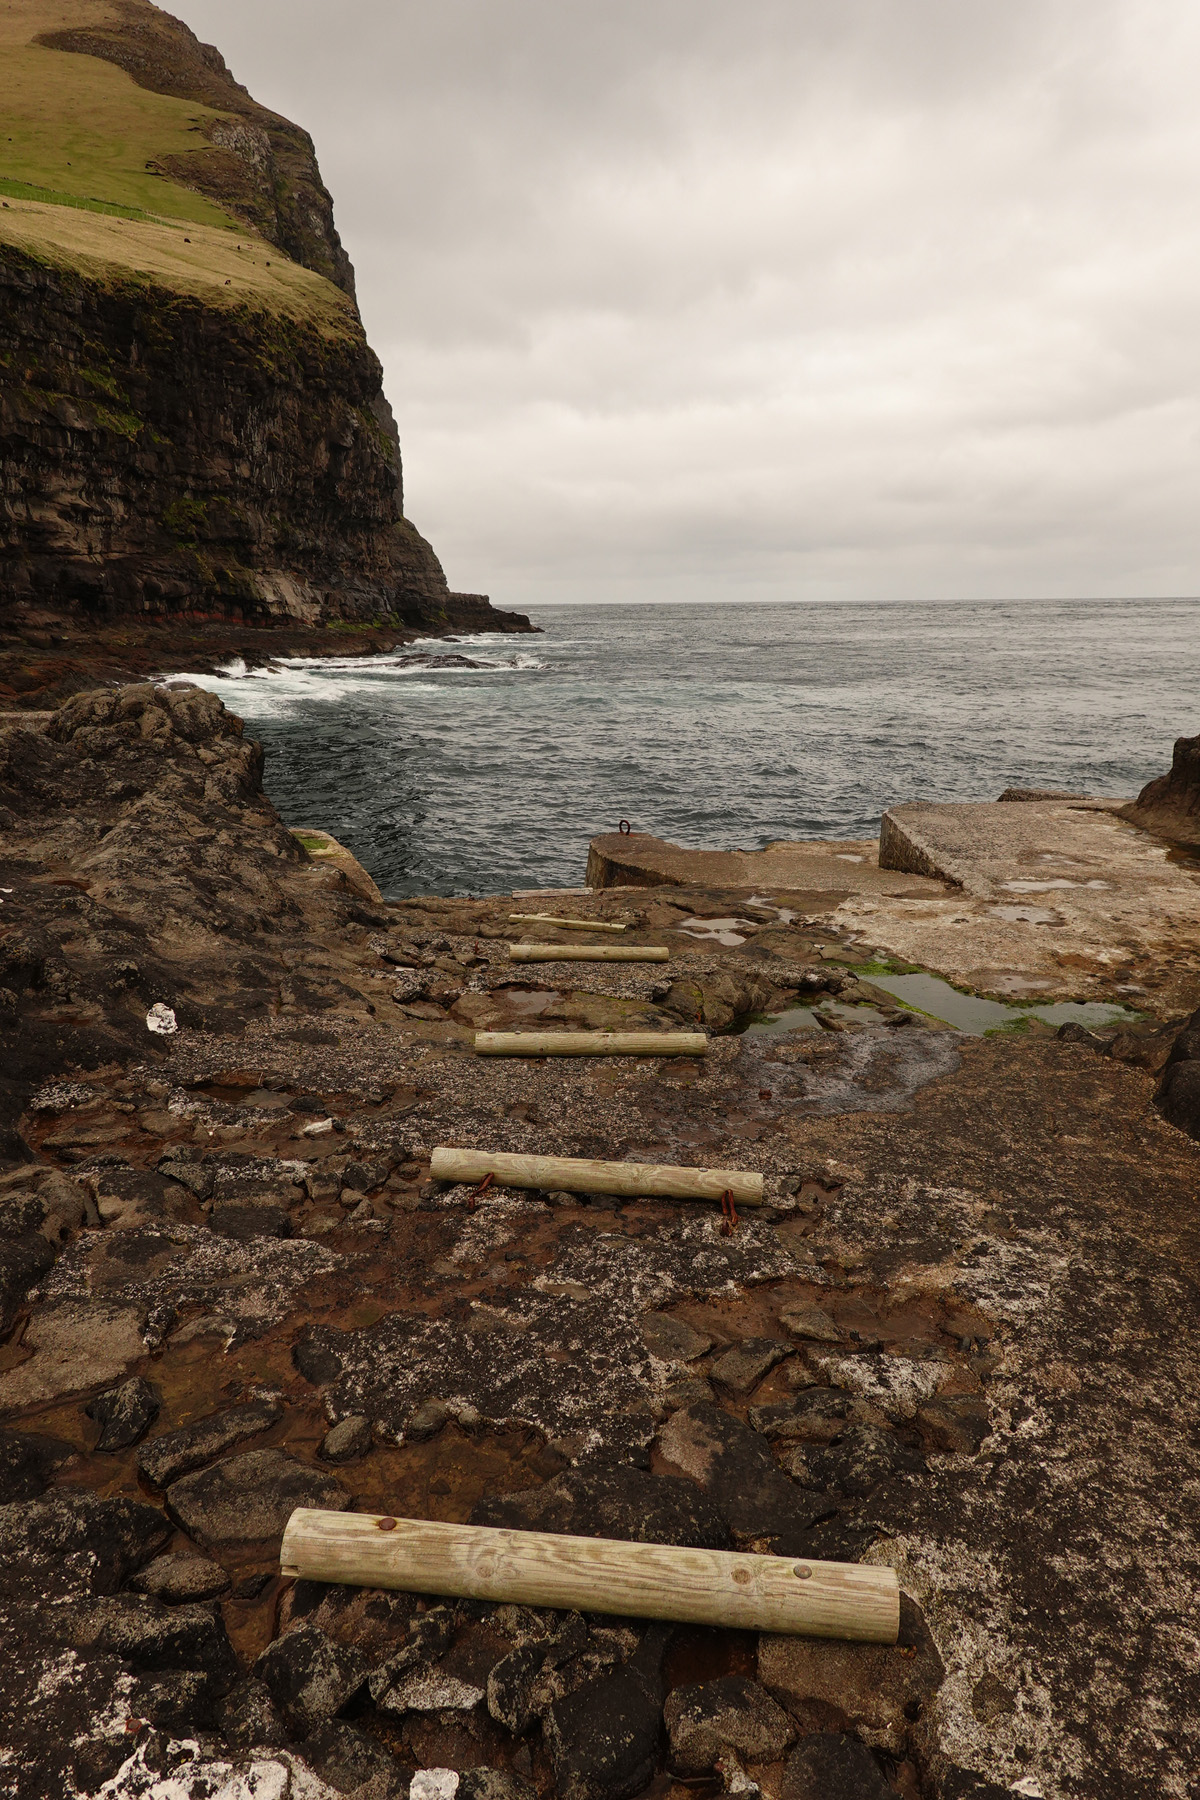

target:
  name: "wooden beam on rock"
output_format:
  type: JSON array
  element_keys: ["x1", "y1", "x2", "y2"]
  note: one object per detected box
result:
[
  {"x1": 428, "y1": 1146, "x2": 763, "y2": 1205},
  {"x1": 508, "y1": 913, "x2": 628, "y2": 931},
  {"x1": 280, "y1": 1511, "x2": 900, "y2": 1644},
  {"x1": 475, "y1": 1030, "x2": 706, "y2": 1057},
  {"x1": 508, "y1": 944, "x2": 670, "y2": 963}
]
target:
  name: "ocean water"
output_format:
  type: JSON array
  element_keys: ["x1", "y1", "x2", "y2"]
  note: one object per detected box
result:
[{"x1": 179, "y1": 596, "x2": 1200, "y2": 899}]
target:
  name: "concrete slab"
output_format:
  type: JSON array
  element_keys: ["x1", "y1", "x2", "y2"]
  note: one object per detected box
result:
[
  {"x1": 842, "y1": 797, "x2": 1200, "y2": 1011},
  {"x1": 586, "y1": 830, "x2": 946, "y2": 898}
]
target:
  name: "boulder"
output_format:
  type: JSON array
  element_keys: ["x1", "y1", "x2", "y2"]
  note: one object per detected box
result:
[
  {"x1": 255, "y1": 1619, "x2": 369, "y2": 1728},
  {"x1": 641, "y1": 1312, "x2": 714, "y2": 1362},
  {"x1": 320, "y1": 1414, "x2": 373, "y2": 1463},
  {"x1": 784, "y1": 1426, "x2": 925, "y2": 1499},
  {"x1": 138, "y1": 1397, "x2": 283, "y2": 1488},
  {"x1": 0, "y1": 1425, "x2": 74, "y2": 1502},
  {"x1": 0, "y1": 1490, "x2": 170, "y2": 1599},
  {"x1": 781, "y1": 1732, "x2": 898, "y2": 1799},
  {"x1": 130, "y1": 1551, "x2": 231, "y2": 1602},
  {"x1": 657, "y1": 1404, "x2": 835, "y2": 1552},
  {"x1": 760, "y1": 1596, "x2": 944, "y2": 1757},
  {"x1": 86, "y1": 1376, "x2": 161, "y2": 1451},
  {"x1": 209, "y1": 1202, "x2": 294, "y2": 1240},
  {"x1": 165, "y1": 1448, "x2": 350, "y2": 1549},
  {"x1": 304, "y1": 1719, "x2": 412, "y2": 1798},
  {"x1": 710, "y1": 1338, "x2": 791, "y2": 1394},
  {"x1": 664, "y1": 1675, "x2": 796, "y2": 1772},
  {"x1": 544, "y1": 1625, "x2": 671, "y2": 1800},
  {"x1": 472, "y1": 1462, "x2": 730, "y2": 1549},
  {"x1": 1124, "y1": 733, "x2": 1200, "y2": 845}
]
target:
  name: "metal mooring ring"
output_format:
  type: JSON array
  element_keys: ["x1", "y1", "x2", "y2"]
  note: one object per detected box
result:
[{"x1": 618, "y1": 819, "x2": 632, "y2": 835}]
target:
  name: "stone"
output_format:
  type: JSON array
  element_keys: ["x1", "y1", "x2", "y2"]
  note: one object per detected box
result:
[
  {"x1": 50, "y1": 1594, "x2": 239, "y2": 1685},
  {"x1": 86, "y1": 1375, "x2": 161, "y2": 1451},
  {"x1": 160, "y1": 1158, "x2": 215, "y2": 1201},
  {"x1": 779, "y1": 1302, "x2": 842, "y2": 1344},
  {"x1": 784, "y1": 1425, "x2": 925, "y2": 1498},
  {"x1": 0, "y1": 1230, "x2": 54, "y2": 1330},
  {"x1": 749, "y1": 1388, "x2": 862, "y2": 1446},
  {"x1": 411, "y1": 1773, "x2": 461, "y2": 1800},
  {"x1": 254, "y1": 1619, "x2": 369, "y2": 1727},
  {"x1": 1125, "y1": 732, "x2": 1200, "y2": 845},
  {"x1": 664, "y1": 1375, "x2": 715, "y2": 1410},
  {"x1": 641, "y1": 1311, "x2": 714, "y2": 1362},
  {"x1": 138, "y1": 1397, "x2": 284, "y2": 1487},
  {"x1": 915, "y1": 1395, "x2": 990, "y2": 1454},
  {"x1": 458, "y1": 1771, "x2": 537, "y2": 1800},
  {"x1": 472, "y1": 1462, "x2": 730, "y2": 1549},
  {"x1": 1157, "y1": 1057, "x2": 1200, "y2": 1141},
  {"x1": 165, "y1": 1448, "x2": 351, "y2": 1548},
  {"x1": 368, "y1": 1607, "x2": 460, "y2": 1709},
  {"x1": 293, "y1": 1324, "x2": 350, "y2": 1385},
  {"x1": 710, "y1": 1338, "x2": 791, "y2": 1394},
  {"x1": 0, "y1": 1425, "x2": 74, "y2": 1502},
  {"x1": 130, "y1": 1551, "x2": 232, "y2": 1602},
  {"x1": 657, "y1": 1404, "x2": 835, "y2": 1552},
  {"x1": 664, "y1": 1675, "x2": 797, "y2": 1773},
  {"x1": 406, "y1": 1398, "x2": 456, "y2": 1441},
  {"x1": 544, "y1": 1624, "x2": 670, "y2": 1800},
  {"x1": 209, "y1": 1202, "x2": 294, "y2": 1240},
  {"x1": 320, "y1": 1413, "x2": 373, "y2": 1463},
  {"x1": 0, "y1": 1302, "x2": 146, "y2": 1409},
  {"x1": 781, "y1": 1732, "x2": 898, "y2": 1799},
  {"x1": 304, "y1": 1719, "x2": 412, "y2": 1798},
  {"x1": 214, "y1": 1676, "x2": 290, "y2": 1749},
  {"x1": 760, "y1": 1597, "x2": 945, "y2": 1757},
  {"x1": 0, "y1": 1490, "x2": 170, "y2": 1600}
]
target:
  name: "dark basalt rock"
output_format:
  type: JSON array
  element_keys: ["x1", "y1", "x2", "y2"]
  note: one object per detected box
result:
[
  {"x1": 87, "y1": 1375, "x2": 162, "y2": 1451},
  {"x1": 657, "y1": 1404, "x2": 837, "y2": 1553},
  {"x1": 915, "y1": 1395, "x2": 990, "y2": 1455},
  {"x1": 255, "y1": 1619, "x2": 370, "y2": 1729},
  {"x1": 209, "y1": 1201, "x2": 295, "y2": 1241},
  {"x1": 709, "y1": 1337, "x2": 791, "y2": 1394},
  {"x1": 293, "y1": 1323, "x2": 351, "y2": 1386},
  {"x1": 1156, "y1": 1007, "x2": 1200, "y2": 1140},
  {"x1": 0, "y1": 1229, "x2": 54, "y2": 1330},
  {"x1": 319, "y1": 1414, "x2": 373, "y2": 1463},
  {"x1": 664, "y1": 1675, "x2": 797, "y2": 1773},
  {"x1": 471, "y1": 1463, "x2": 730, "y2": 1550},
  {"x1": 1125, "y1": 733, "x2": 1200, "y2": 846},
  {"x1": 0, "y1": 1425, "x2": 74, "y2": 1501},
  {"x1": 130, "y1": 1551, "x2": 232, "y2": 1602},
  {"x1": 165, "y1": 1447, "x2": 350, "y2": 1548},
  {"x1": 486, "y1": 1613, "x2": 593, "y2": 1734},
  {"x1": 459, "y1": 1770, "x2": 538, "y2": 1800},
  {"x1": 544, "y1": 1624, "x2": 672, "y2": 1800},
  {"x1": 48, "y1": 1593, "x2": 238, "y2": 1685},
  {"x1": 781, "y1": 1732, "x2": 898, "y2": 1800},
  {"x1": 785, "y1": 1425, "x2": 925, "y2": 1499},
  {"x1": 0, "y1": 1490, "x2": 170, "y2": 1599},
  {"x1": 138, "y1": 1396, "x2": 284, "y2": 1488},
  {"x1": 215, "y1": 1676, "x2": 291, "y2": 1749},
  {"x1": 303, "y1": 1719, "x2": 412, "y2": 1798}
]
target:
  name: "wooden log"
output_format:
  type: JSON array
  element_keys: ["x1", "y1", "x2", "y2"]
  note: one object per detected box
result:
[
  {"x1": 428, "y1": 1146, "x2": 763, "y2": 1205},
  {"x1": 508, "y1": 913, "x2": 627, "y2": 932},
  {"x1": 508, "y1": 944, "x2": 669, "y2": 963},
  {"x1": 280, "y1": 1510, "x2": 899, "y2": 1643},
  {"x1": 475, "y1": 1030, "x2": 706, "y2": 1057}
]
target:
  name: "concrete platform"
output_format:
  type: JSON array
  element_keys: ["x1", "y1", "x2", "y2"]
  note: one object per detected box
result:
[
  {"x1": 586, "y1": 830, "x2": 947, "y2": 897},
  {"x1": 849, "y1": 797, "x2": 1200, "y2": 1010}
]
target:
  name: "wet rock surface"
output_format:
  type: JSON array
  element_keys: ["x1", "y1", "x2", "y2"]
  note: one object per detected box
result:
[{"x1": 0, "y1": 686, "x2": 1198, "y2": 1798}]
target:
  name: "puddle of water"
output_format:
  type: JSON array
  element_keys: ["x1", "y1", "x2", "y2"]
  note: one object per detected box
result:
[
  {"x1": 861, "y1": 970, "x2": 1140, "y2": 1036},
  {"x1": 999, "y1": 878, "x2": 1111, "y2": 892},
  {"x1": 675, "y1": 917, "x2": 754, "y2": 946},
  {"x1": 747, "y1": 894, "x2": 799, "y2": 924},
  {"x1": 742, "y1": 999, "x2": 889, "y2": 1040},
  {"x1": 987, "y1": 905, "x2": 1059, "y2": 924}
]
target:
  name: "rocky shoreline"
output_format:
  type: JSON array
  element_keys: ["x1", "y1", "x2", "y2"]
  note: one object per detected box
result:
[{"x1": 0, "y1": 686, "x2": 1198, "y2": 1799}]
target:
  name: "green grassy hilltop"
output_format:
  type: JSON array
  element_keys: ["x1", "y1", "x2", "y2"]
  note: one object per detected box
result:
[{"x1": 0, "y1": 0, "x2": 357, "y2": 332}]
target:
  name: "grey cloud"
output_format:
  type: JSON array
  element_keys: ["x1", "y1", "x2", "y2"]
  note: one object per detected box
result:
[{"x1": 173, "y1": 0, "x2": 1200, "y2": 604}]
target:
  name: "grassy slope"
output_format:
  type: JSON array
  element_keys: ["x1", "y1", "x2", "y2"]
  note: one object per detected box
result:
[{"x1": 0, "y1": 0, "x2": 355, "y2": 331}]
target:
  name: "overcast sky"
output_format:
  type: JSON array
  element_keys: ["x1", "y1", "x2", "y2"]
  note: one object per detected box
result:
[{"x1": 172, "y1": 0, "x2": 1200, "y2": 608}]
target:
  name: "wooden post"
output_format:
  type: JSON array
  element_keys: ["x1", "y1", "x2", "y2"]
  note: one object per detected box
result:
[
  {"x1": 428, "y1": 1146, "x2": 763, "y2": 1205},
  {"x1": 508, "y1": 914, "x2": 628, "y2": 932},
  {"x1": 508, "y1": 944, "x2": 669, "y2": 963},
  {"x1": 280, "y1": 1511, "x2": 899, "y2": 1644},
  {"x1": 475, "y1": 1030, "x2": 706, "y2": 1057}
]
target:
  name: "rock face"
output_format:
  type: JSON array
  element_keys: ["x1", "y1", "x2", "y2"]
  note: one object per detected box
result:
[
  {"x1": 0, "y1": 0, "x2": 529, "y2": 660},
  {"x1": 1125, "y1": 733, "x2": 1200, "y2": 846}
]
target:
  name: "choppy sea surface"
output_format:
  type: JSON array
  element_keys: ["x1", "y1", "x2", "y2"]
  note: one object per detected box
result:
[{"x1": 179, "y1": 597, "x2": 1200, "y2": 899}]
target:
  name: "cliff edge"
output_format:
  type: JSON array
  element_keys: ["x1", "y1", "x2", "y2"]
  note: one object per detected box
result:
[{"x1": 0, "y1": 0, "x2": 529, "y2": 703}]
